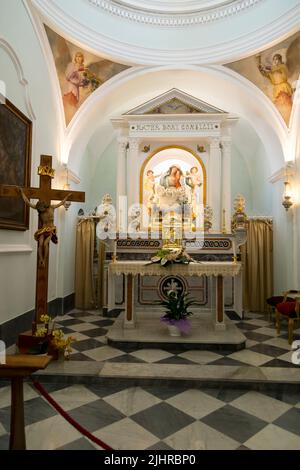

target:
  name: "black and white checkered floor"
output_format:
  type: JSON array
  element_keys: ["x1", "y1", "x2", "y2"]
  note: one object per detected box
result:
[
  {"x1": 1, "y1": 309, "x2": 300, "y2": 450},
  {"x1": 1, "y1": 380, "x2": 300, "y2": 449},
  {"x1": 56, "y1": 309, "x2": 299, "y2": 368}
]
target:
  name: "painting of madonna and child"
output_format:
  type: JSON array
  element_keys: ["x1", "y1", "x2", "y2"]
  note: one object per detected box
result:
[{"x1": 142, "y1": 148, "x2": 205, "y2": 228}]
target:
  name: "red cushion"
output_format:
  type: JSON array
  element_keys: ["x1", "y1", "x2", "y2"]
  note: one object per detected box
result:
[
  {"x1": 267, "y1": 296, "x2": 284, "y2": 306},
  {"x1": 267, "y1": 296, "x2": 294, "y2": 306},
  {"x1": 277, "y1": 302, "x2": 297, "y2": 317}
]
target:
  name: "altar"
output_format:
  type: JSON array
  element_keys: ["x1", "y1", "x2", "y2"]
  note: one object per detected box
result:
[{"x1": 109, "y1": 260, "x2": 241, "y2": 330}]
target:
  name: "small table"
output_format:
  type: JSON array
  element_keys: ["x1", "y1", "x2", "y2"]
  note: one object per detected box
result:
[
  {"x1": 0, "y1": 355, "x2": 52, "y2": 450},
  {"x1": 109, "y1": 261, "x2": 242, "y2": 330}
]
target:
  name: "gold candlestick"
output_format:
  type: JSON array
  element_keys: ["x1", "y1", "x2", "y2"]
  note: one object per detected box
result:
[
  {"x1": 221, "y1": 209, "x2": 226, "y2": 234},
  {"x1": 112, "y1": 240, "x2": 117, "y2": 263}
]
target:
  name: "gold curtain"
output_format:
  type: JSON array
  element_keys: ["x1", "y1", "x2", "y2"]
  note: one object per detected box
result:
[
  {"x1": 242, "y1": 218, "x2": 273, "y2": 313},
  {"x1": 75, "y1": 219, "x2": 96, "y2": 310},
  {"x1": 97, "y1": 241, "x2": 106, "y2": 309}
]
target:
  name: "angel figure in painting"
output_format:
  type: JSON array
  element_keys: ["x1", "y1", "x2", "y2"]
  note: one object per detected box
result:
[
  {"x1": 20, "y1": 189, "x2": 71, "y2": 267},
  {"x1": 186, "y1": 166, "x2": 202, "y2": 218},
  {"x1": 257, "y1": 53, "x2": 293, "y2": 125},
  {"x1": 63, "y1": 52, "x2": 89, "y2": 121}
]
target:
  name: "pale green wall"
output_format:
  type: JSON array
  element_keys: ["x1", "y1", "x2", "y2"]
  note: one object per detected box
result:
[{"x1": 88, "y1": 139, "x2": 118, "y2": 210}]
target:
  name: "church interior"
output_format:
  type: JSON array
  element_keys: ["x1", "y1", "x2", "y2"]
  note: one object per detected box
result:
[{"x1": 0, "y1": 0, "x2": 300, "y2": 452}]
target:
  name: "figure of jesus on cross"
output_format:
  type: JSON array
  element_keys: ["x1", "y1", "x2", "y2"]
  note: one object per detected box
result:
[{"x1": 19, "y1": 188, "x2": 71, "y2": 267}]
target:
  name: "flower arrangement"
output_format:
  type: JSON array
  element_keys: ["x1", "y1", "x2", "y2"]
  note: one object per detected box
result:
[
  {"x1": 34, "y1": 314, "x2": 75, "y2": 360},
  {"x1": 150, "y1": 247, "x2": 195, "y2": 267},
  {"x1": 82, "y1": 69, "x2": 102, "y2": 92},
  {"x1": 160, "y1": 291, "x2": 195, "y2": 334}
]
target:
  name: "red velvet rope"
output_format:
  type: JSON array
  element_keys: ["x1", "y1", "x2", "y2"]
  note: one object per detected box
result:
[{"x1": 32, "y1": 380, "x2": 113, "y2": 450}]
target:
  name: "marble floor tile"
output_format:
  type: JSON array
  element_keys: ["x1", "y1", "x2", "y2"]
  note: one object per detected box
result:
[
  {"x1": 164, "y1": 421, "x2": 240, "y2": 450},
  {"x1": 24, "y1": 397, "x2": 57, "y2": 425},
  {"x1": 57, "y1": 437, "x2": 97, "y2": 450},
  {"x1": 245, "y1": 319, "x2": 271, "y2": 327},
  {"x1": 177, "y1": 350, "x2": 223, "y2": 364},
  {"x1": 276, "y1": 351, "x2": 296, "y2": 363},
  {"x1": 228, "y1": 350, "x2": 271, "y2": 366},
  {"x1": 72, "y1": 338, "x2": 104, "y2": 352},
  {"x1": 253, "y1": 327, "x2": 278, "y2": 337},
  {"x1": 201, "y1": 404, "x2": 267, "y2": 443},
  {"x1": 83, "y1": 345, "x2": 125, "y2": 361},
  {"x1": 129, "y1": 349, "x2": 173, "y2": 363},
  {"x1": 67, "y1": 323, "x2": 100, "y2": 333},
  {"x1": 245, "y1": 339, "x2": 258, "y2": 348},
  {"x1": 103, "y1": 386, "x2": 161, "y2": 416},
  {"x1": 131, "y1": 402, "x2": 194, "y2": 440},
  {"x1": 26, "y1": 414, "x2": 82, "y2": 450},
  {"x1": 166, "y1": 389, "x2": 224, "y2": 419},
  {"x1": 82, "y1": 327, "x2": 108, "y2": 338},
  {"x1": 244, "y1": 424, "x2": 300, "y2": 450},
  {"x1": 50, "y1": 384, "x2": 101, "y2": 411},
  {"x1": 0, "y1": 383, "x2": 38, "y2": 409},
  {"x1": 66, "y1": 332, "x2": 89, "y2": 342},
  {"x1": 273, "y1": 408, "x2": 300, "y2": 436},
  {"x1": 0, "y1": 434, "x2": 9, "y2": 450},
  {"x1": 230, "y1": 391, "x2": 291, "y2": 422},
  {"x1": 75, "y1": 315, "x2": 103, "y2": 323},
  {"x1": 94, "y1": 417, "x2": 159, "y2": 450},
  {"x1": 249, "y1": 343, "x2": 287, "y2": 357},
  {"x1": 0, "y1": 422, "x2": 6, "y2": 437},
  {"x1": 147, "y1": 441, "x2": 173, "y2": 450},
  {"x1": 263, "y1": 337, "x2": 292, "y2": 350},
  {"x1": 203, "y1": 388, "x2": 248, "y2": 403},
  {"x1": 69, "y1": 399, "x2": 125, "y2": 432}
]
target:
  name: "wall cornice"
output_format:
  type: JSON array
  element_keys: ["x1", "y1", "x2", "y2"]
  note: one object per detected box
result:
[
  {"x1": 89, "y1": 0, "x2": 261, "y2": 27},
  {"x1": 31, "y1": 0, "x2": 300, "y2": 65}
]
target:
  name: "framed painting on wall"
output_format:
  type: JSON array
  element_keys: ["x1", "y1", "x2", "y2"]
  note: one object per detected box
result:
[{"x1": 0, "y1": 98, "x2": 32, "y2": 230}]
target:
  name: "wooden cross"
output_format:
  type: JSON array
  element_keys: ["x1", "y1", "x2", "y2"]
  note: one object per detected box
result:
[{"x1": 0, "y1": 155, "x2": 85, "y2": 324}]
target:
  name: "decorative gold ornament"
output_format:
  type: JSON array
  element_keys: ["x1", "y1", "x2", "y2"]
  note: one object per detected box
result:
[{"x1": 38, "y1": 165, "x2": 55, "y2": 178}]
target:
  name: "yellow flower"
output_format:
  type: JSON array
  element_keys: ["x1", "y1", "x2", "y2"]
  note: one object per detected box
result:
[
  {"x1": 40, "y1": 314, "x2": 50, "y2": 324},
  {"x1": 34, "y1": 327, "x2": 48, "y2": 337}
]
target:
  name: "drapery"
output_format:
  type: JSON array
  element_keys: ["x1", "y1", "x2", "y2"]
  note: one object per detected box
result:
[
  {"x1": 75, "y1": 219, "x2": 96, "y2": 310},
  {"x1": 242, "y1": 218, "x2": 273, "y2": 313}
]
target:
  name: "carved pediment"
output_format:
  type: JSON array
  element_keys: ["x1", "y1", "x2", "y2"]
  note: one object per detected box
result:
[{"x1": 125, "y1": 89, "x2": 225, "y2": 115}]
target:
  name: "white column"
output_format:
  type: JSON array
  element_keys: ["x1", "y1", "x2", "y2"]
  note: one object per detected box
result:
[
  {"x1": 208, "y1": 138, "x2": 222, "y2": 232},
  {"x1": 116, "y1": 138, "x2": 127, "y2": 201},
  {"x1": 127, "y1": 138, "x2": 140, "y2": 209},
  {"x1": 221, "y1": 140, "x2": 232, "y2": 233}
]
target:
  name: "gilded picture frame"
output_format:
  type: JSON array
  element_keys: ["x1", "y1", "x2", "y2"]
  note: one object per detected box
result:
[{"x1": 0, "y1": 98, "x2": 32, "y2": 230}]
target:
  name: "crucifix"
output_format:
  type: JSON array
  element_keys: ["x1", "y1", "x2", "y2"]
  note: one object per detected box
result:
[{"x1": 0, "y1": 155, "x2": 85, "y2": 327}]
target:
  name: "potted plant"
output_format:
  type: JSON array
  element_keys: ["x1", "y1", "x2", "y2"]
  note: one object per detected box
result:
[{"x1": 160, "y1": 290, "x2": 195, "y2": 336}]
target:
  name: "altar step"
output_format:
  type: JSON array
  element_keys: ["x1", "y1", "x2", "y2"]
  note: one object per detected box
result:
[
  {"x1": 106, "y1": 311, "x2": 246, "y2": 352},
  {"x1": 33, "y1": 362, "x2": 300, "y2": 391}
]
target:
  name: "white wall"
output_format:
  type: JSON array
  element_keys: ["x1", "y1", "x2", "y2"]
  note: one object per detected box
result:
[{"x1": 0, "y1": 0, "x2": 67, "y2": 325}]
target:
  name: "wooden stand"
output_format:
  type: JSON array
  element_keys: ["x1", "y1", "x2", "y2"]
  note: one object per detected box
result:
[{"x1": 0, "y1": 355, "x2": 52, "y2": 450}]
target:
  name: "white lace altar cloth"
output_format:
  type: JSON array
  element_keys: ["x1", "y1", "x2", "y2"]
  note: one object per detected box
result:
[{"x1": 109, "y1": 261, "x2": 241, "y2": 277}]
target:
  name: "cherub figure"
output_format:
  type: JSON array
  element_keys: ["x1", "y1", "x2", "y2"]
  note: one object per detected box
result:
[{"x1": 20, "y1": 189, "x2": 71, "y2": 267}]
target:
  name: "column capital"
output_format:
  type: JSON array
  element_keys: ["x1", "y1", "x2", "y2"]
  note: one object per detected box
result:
[
  {"x1": 118, "y1": 138, "x2": 129, "y2": 151},
  {"x1": 221, "y1": 140, "x2": 231, "y2": 153},
  {"x1": 209, "y1": 137, "x2": 221, "y2": 149},
  {"x1": 128, "y1": 138, "x2": 140, "y2": 152}
]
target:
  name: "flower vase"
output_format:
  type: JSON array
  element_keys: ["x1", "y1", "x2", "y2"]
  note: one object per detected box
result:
[{"x1": 167, "y1": 324, "x2": 181, "y2": 337}]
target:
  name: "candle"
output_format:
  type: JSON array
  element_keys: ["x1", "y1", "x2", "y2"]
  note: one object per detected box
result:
[{"x1": 113, "y1": 240, "x2": 117, "y2": 261}]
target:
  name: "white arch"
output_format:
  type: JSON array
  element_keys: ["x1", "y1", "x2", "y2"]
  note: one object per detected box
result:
[
  {"x1": 0, "y1": 38, "x2": 36, "y2": 120},
  {"x1": 64, "y1": 65, "x2": 287, "y2": 174}
]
